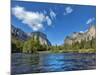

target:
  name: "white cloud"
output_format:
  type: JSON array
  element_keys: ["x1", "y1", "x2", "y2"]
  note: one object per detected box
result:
[
  {"x1": 43, "y1": 10, "x2": 47, "y2": 14},
  {"x1": 50, "y1": 9, "x2": 56, "y2": 19},
  {"x1": 79, "y1": 31, "x2": 84, "y2": 33},
  {"x1": 79, "y1": 29, "x2": 88, "y2": 33},
  {"x1": 86, "y1": 17, "x2": 95, "y2": 25},
  {"x1": 12, "y1": 6, "x2": 52, "y2": 31},
  {"x1": 64, "y1": 6, "x2": 73, "y2": 15},
  {"x1": 46, "y1": 16, "x2": 52, "y2": 26}
]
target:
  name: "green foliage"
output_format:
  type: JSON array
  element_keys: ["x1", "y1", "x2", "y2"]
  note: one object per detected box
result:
[
  {"x1": 12, "y1": 34, "x2": 50, "y2": 53},
  {"x1": 11, "y1": 38, "x2": 23, "y2": 53},
  {"x1": 12, "y1": 33, "x2": 96, "y2": 53},
  {"x1": 49, "y1": 37, "x2": 96, "y2": 53},
  {"x1": 63, "y1": 37, "x2": 96, "y2": 53},
  {"x1": 23, "y1": 37, "x2": 37, "y2": 53},
  {"x1": 22, "y1": 36, "x2": 49, "y2": 53}
]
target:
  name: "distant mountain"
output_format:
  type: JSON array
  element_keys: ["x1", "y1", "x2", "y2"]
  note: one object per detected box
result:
[
  {"x1": 28, "y1": 32, "x2": 51, "y2": 46},
  {"x1": 11, "y1": 25, "x2": 28, "y2": 41},
  {"x1": 11, "y1": 25, "x2": 51, "y2": 46},
  {"x1": 64, "y1": 25, "x2": 96, "y2": 45}
]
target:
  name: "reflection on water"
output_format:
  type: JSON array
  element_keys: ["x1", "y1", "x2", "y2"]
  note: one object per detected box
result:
[{"x1": 11, "y1": 53, "x2": 96, "y2": 74}]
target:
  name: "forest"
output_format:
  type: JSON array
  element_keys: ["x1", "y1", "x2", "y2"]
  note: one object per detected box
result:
[{"x1": 11, "y1": 35, "x2": 96, "y2": 53}]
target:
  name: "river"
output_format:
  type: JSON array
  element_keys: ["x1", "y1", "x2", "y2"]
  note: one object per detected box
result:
[{"x1": 11, "y1": 53, "x2": 96, "y2": 74}]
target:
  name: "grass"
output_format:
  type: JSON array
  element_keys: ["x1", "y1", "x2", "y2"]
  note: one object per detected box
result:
[{"x1": 49, "y1": 49, "x2": 96, "y2": 53}]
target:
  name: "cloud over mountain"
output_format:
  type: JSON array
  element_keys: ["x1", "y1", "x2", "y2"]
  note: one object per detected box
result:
[{"x1": 86, "y1": 17, "x2": 95, "y2": 25}]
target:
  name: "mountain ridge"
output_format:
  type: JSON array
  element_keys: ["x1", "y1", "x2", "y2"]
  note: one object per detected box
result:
[
  {"x1": 11, "y1": 25, "x2": 51, "y2": 46},
  {"x1": 64, "y1": 25, "x2": 96, "y2": 45}
]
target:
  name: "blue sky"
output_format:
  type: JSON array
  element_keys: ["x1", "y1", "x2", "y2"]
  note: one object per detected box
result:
[{"x1": 11, "y1": 1, "x2": 96, "y2": 45}]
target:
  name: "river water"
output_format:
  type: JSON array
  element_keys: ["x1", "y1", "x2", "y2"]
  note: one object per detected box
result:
[{"x1": 11, "y1": 53, "x2": 96, "y2": 74}]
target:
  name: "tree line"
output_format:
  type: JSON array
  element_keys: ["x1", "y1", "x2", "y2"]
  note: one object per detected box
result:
[
  {"x1": 11, "y1": 36, "x2": 49, "y2": 53},
  {"x1": 11, "y1": 36, "x2": 96, "y2": 53}
]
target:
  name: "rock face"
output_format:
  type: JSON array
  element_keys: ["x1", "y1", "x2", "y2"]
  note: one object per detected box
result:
[
  {"x1": 28, "y1": 32, "x2": 51, "y2": 46},
  {"x1": 64, "y1": 25, "x2": 96, "y2": 45},
  {"x1": 11, "y1": 25, "x2": 51, "y2": 46},
  {"x1": 11, "y1": 25, "x2": 28, "y2": 41}
]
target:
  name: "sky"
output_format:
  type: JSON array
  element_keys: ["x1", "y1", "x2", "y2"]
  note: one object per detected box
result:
[{"x1": 11, "y1": 1, "x2": 96, "y2": 45}]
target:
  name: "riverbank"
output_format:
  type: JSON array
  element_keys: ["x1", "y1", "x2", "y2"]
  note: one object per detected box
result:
[
  {"x1": 37, "y1": 49, "x2": 96, "y2": 54},
  {"x1": 12, "y1": 49, "x2": 96, "y2": 54}
]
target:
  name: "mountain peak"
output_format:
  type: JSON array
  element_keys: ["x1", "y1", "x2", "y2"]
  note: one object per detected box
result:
[
  {"x1": 11, "y1": 25, "x2": 51, "y2": 46},
  {"x1": 64, "y1": 25, "x2": 96, "y2": 45}
]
